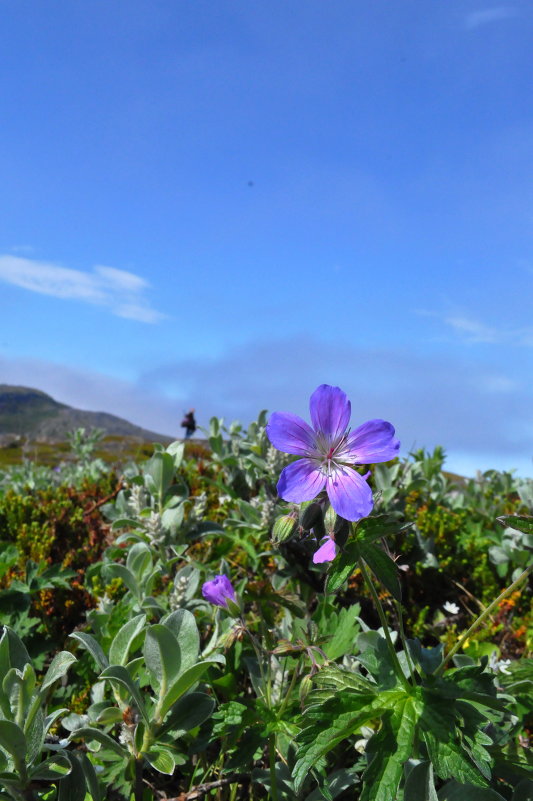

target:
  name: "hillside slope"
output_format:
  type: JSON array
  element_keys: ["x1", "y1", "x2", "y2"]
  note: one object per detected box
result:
[{"x1": 0, "y1": 385, "x2": 171, "y2": 442}]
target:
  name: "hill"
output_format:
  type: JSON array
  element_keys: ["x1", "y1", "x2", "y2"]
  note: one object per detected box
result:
[{"x1": 0, "y1": 385, "x2": 171, "y2": 443}]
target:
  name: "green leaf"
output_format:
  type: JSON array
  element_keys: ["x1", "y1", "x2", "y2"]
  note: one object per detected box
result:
[
  {"x1": 29, "y1": 755, "x2": 71, "y2": 780},
  {"x1": 3, "y1": 665, "x2": 35, "y2": 721},
  {"x1": 41, "y1": 651, "x2": 77, "y2": 692},
  {"x1": 126, "y1": 542, "x2": 153, "y2": 580},
  {"x1": 109, "y1": 614, "x2": 146, "y2": 666},
  {"x1": 161, "y1": 609, "x2": 200, "y2": 673},
  {"x1": 159, "y1": 661, "x2": 219, "y2": 721},
  {"x1": 0, "y1": 720, "x2": 27, "y2": 761},
  {"x1": 158, "y1": 692, "x2": 215, "y2": 736},
  {"x1": 325, "y1": 539, "x2": 362, "y2": 593},
  {"x1": 407, "y1": 640, "x2": 444, "y2": 675},
  {"x1": 360, "y1": 543, "x2": 402, "y2": 602},
  {"x1": 354, "y1": 515, "x2": 410, "y2": 545},
  {"x1": 404, "y1": 761, "x2": 438, "y2": 801},
  {"x1": 69, "y1": 632, "x2": 108, "y2": 672},
  {"x1": 101, "y1": 563, "x2": 140, "y2": 598},
  {"x1": 144, "y1": 624, "x2": 182, "y2": 691},
  {"x1": 294, "y1": 692, "x2": 386, "y2": 793},
  {"x1": 145, "y1": 451, "x2": 174, "y2": 497},
  {"x1": 438, "y1": 781, "x2": 506, "y2": 800},
  {"x1": 58, "y1": 752, "x2": 88, "y2": 801},
  {"x1": 111, "y1": 517, "x2": 142, "y2": 530},
  {"x1": 512, "y1": 780, "x2": 533, "y2": 801},
  {"x1": 69, "y1": 727, "x2": 128, "y2": 758},
  {"x1": 166, "y1": 439, "x2": 185, "y2": 468},
  {"x1": 0, "y1": 627, "x2": 31, "y2": 674},
  {"x1": 77, "y1": 752, "x2": 103, "y2": 801},
  {"x1": 361, "y1": 696, "x2": 418, "y2": 801},
  {"x1": 99, "y1": 666, "x2": 149, "y2": 725},
  {"x1": 496, "y1": 515, "x2": 533, "y2": 535},
  {"x1": 144, "y1": 747, "x2": 175, "y2": 775}
]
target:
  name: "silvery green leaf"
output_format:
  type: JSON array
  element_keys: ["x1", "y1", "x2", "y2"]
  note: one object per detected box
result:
[
  {"x1": 126, "y1": 542, "x2": 153, "y2": 579},
  {"x1": 41, "y1": 651, "x2": 77, "y2": 692},
  {"x1": 58, "y1": 752, "x2": 87, "y2": 801},
  {"x1": 0, "y1": 720, "x2": 27, "y2": 761},
  {"x1": 69, "y1": 633, "x2": 108, "y2": 672},
  {"x1": 101, "y1": 563, "x2": 140, "y2": 599},
  {"x1": 166, "y1": 440, "x2": 185, "y2": 468},
  {"x1": 69, "y1": 727, "x2": 128, "y2": 758},
  {"x1": 0, "y1": 627, "x2": 31, "y2": 674},
  {"x1": 146, "y1": 451, "x2": 174, "y2": 497},
  {"x1": 29, "y1": 755, "x2": 71, "y2": 781},
  {"x1": 99, "y1": 665, "x2": 149, "y2": 724},
  {"x1": 159, "y1": 661, "x2": 220, "y2": 720},
  {"x1": 145, "y1": 746, "x2": 175, "y2": 775},
  {"x1": 109, "y1": 614, "x2": 146, "y2": 667},
  {"x1": 161, "y1": 609, "x2": 199, "y2": 672},
  {"x1": 143, "y1": 624, "x2": 182, "y2": 691},
  {"x1": 158, "y1": 692, "x2": 215, "y2": 736}
]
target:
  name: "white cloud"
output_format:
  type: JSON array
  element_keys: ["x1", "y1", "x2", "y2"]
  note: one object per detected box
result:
[
  {"x1": 465, "y1": 7, "x2": 517, "y2": 29},
  {"x1": 0, "y1": 255, "x2": 166, "y2": 324},
  {"x1": 443, "y1": 315, "x2": 502, "y2": 344}
]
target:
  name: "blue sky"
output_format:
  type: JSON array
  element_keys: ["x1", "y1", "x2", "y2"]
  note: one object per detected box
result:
[{"x1": 1, "y1": 0, "x2": 532, "y2": 476}]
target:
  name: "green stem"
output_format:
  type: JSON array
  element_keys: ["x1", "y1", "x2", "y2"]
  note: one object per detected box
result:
[
  {"x1": 436, "y1": 565, "x2": 532, "y2": 676},
  {"x1": 277, "y1": 660, "x2": 300, "y2": 718},
  {"x1": 268, "y1": 734, "x2": 279, "y2": 801},
  {"x1": 395, "y1": 600, "x2": 416, "y2": 682},
  {"x1": 358, "y1": 558, "x2": 411, "y2": 693}
]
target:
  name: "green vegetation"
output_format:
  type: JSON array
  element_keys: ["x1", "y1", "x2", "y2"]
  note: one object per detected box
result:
[{"x1": 0, "y1": 422, "x2": 531, "y2": 800}]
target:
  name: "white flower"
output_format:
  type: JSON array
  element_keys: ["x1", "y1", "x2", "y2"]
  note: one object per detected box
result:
[{"x1": 443, "y1": 601, "x2": 460, "y2": 615}]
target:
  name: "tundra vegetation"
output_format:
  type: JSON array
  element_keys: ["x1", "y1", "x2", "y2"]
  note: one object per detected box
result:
[{"x1": 0, "y1": 388, "x2": 531, "y2": 801}]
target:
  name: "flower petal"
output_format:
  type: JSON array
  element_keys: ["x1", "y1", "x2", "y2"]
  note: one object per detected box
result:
[
  {"x1": 277, "y1": 458, "x2": 326, "y2": 503},
  {"x1": 309, "y1": 385, "x2": 351, "y2": 439},
  {"x1": 313, "y1": 536, "x2": 338, "y2": 564},
  {"x1": 326, "y1": 465, "x2": 373, "y2": 521},
  {"x1": 266, "y1": 412, "x2": 316, "y2": 456},
  {"x1": 344, "y1": 419, "x2": 400, "y2": 464}
]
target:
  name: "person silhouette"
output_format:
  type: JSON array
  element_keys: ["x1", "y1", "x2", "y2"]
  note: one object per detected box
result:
[{"x1": 181, "y1": 409, "x2": 197, "y2": 439}]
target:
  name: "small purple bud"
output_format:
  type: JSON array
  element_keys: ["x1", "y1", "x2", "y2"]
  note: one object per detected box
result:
[{"x1": 202, "y1": 574, "x2": 236, "y2": 608}]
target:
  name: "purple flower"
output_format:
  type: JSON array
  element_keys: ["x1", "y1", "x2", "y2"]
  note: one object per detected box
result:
[
  {"x1": 202, "y1": 574, "x2": 236, "y2": 608},
  {"x1": 267, "y1": 384, "x2": 399, "y2": 524}
]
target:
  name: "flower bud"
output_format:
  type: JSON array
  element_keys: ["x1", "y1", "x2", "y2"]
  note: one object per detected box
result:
[
  {"x1": 271, "y1": 514, "x2": 298, "y2": 545},
  {"x1": 202, "y1": 574, "x2": 236, "y2": 608}
]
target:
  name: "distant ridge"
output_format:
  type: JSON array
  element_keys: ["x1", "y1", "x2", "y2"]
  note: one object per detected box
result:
[{"x1": 0, "y1": 385, "x2": 171, "y2": 443}]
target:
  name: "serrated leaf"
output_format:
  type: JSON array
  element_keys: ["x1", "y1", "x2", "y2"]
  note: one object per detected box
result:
[
  {"x1": 99, "y1": 666, "x2": 149, "y2": 725},
  {"x1": 354, "y1": 515, "x2": 410, "y2": 544},
  {"x1": 69, "y1": 632, "x2": 108, "y2": 672},
  {"x1": 361, "y1": 696, "x2": 418, "y2": 801},
  {"x1": 109, "y1": 614, "x2": 146, "y2": 666},
  {"x1": 41, "y1": 651, "x2": 77, "y2": 692},
  {"x1": 360, "y1": 543, "x2": 401, "y2": 601},
  {"x1": 294, "y1": 693, "x2": 385, "y2": 793},
  {"x1": 325, "y1": 540, "x2": 362, "y2": 593},
  {"x1": 69, "y1": 727, "x2": 128, "y2": 758},
  {"x1": 496, "y1": 515, "x2": 533, "y2": 535}
]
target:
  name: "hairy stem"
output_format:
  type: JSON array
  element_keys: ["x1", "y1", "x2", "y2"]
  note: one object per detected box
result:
[{"x1": 358, "y1": 558, "x2": 411, "y2": 692}]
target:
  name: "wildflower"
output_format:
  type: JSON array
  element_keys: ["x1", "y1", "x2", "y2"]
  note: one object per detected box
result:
[
  {"x1": 267, "y1": 384, "x2": 399, "y2": 522},
  {"x1": 443, "y1": 601, "x2": 460, "y2": 615},
  {"x1": 202, "y1": 574, "x2": 236, "y2": 608}
]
